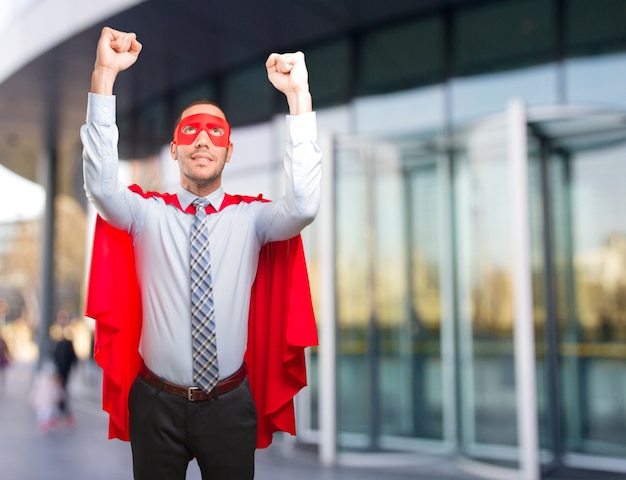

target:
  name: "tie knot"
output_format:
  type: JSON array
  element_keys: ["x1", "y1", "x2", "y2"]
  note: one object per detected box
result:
[{"x1": 193, "y1": 198, "x2": 208, "y2": 214}]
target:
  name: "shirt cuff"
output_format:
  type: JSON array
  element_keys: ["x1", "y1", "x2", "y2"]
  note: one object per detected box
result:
[
  {"x1": 87, "y1": 92, "x2": 116, "y2": 125},
  {"x1": 286, "y1": 111, "x2": 317, "y2": 145}
]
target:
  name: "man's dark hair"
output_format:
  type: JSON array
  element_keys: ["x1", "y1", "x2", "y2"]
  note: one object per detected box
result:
[{"x1": 173, "y1": 98, "x2": 227, "y2": 133}]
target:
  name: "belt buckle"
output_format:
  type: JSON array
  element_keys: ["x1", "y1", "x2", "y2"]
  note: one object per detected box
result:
[{"x1": 187, "y1": 386, "x2": 199, "y2": 401}]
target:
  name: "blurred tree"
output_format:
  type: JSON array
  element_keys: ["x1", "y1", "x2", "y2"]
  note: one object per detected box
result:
[{"x1": 0, "y1": 194, "x2": 86, "y2": 321}]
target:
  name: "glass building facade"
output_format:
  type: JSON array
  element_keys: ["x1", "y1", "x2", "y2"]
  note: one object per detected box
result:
[
  {"x1": 4, "y1": 0, "x2": 626, "y2": 480},
  {"x1": 119, "y1": 0, "x2": 626, "y2": 477}
]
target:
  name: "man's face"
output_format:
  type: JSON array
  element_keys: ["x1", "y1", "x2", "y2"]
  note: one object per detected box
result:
[
  {"x1": 174, "y1": 113, "x2": 230, "y2": 147},
  {"x1": 170, "y1": 104, "x2": 233, "y2": 190}
]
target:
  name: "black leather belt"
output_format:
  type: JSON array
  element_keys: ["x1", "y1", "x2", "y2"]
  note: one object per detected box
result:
[{"x1": 139, "y1": 362, "x2": 246, "y2": 401}]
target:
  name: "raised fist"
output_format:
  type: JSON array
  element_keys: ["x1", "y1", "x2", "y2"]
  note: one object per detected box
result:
[
  {"x1": 265, "y1": 52, "x2": 309, "y2": 96},
  {"x1": 95, "y1": 26, "x2": 142, "y2": 75}
]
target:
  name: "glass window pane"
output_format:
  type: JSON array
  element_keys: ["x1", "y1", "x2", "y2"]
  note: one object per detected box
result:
[
  {"x1": 355, "y1": 86, "x2": 446, "y2": 136},
  {"x1": 556, "y1": 142, "x2": 626, "y2": 458},
  {"x1": 453, "y1": 0, "x2": 554, "y2": 76},
  {"x1": 174, "y1": 81, "x2": 216, "y2": 116},
  {"x1": 335, "y1": 136, "x2": 446, "y2": 450},
  {"x1": 134, "y1": 100, "x2": 169, "y2": 156},
  {"x1": 222, "y1": 64, "x2": 274, "y2": 126},
  {"x1": 566, "y1": 0, "x2": 626, "y2": 56},
  {"x1": 455, "y1": 121, "x2": 519, "y2": 454},
  {"x1": 335, "y1": 145, "x2": 370, "y2": 445},
  {"x1": 451, "y1": 65, "x2": 558, "y2": 125},
  {"x1": 307, "y1": 39, "x2": 351, "y2": 108},
  {"x1": 358, "y1": 16, "x2": 444, "y2": 95},
  {"x1": 376, "y1": 151, "x2": 444, "y2": 443},
  {"x1": 566, "y1": 53, "x2": 626, "y2": 108}
]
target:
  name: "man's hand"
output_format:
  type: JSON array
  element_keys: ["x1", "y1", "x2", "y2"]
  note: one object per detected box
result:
[
  {"x1": 266, "y1": 52, "x2": 312, "y2": 115},
  {"x1": 91, "y1": 27, "x2": 142, "y2": 95}
]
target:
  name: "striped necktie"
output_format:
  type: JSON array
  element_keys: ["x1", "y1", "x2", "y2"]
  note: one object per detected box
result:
[{"x1": 190, "y1": 198, "x2": 219, "y2": 393}]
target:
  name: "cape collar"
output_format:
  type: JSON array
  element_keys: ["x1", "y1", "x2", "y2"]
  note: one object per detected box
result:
[
  {"x1": 128, "y1": 184, "x2": 265, "y2": 214},
  {"x1": 177, "y1": 185, "x2": 224, "y2": 213}
]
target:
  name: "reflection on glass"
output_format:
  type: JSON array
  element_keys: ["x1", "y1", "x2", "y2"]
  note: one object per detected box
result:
[
  {"x1": 451, "y1": 65, "x2": 557, "y2": 126},
  {"x1": 354, "y1": 86, "x2": 446, "y2": 137},
  {"x1": 557, "y1": 143, "x2": 626, "y2": 458},
  {"x1": 336, "y1": 145, "x2": 371, "y2": 445},
  {"x1": 566, "y1": 53, "x2": 626, "y2": 109},
  {"x1": 335, "y1": 138, "x2": 445, "y2": 451},
  {"x1": 455, "y1": 122, "x2": 520, "y2": 458},
  {"x1": 405, "y1": 161, "x2": 444, "y2": 441}
]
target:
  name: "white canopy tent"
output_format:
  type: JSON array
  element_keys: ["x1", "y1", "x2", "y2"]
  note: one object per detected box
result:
[{"x1": 0, "y1": 163, "x2": 44, "y2": 223}]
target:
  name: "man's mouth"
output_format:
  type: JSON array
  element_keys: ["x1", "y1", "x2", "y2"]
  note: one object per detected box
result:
[{"x1": 191, "y1": 154, "x2": 214, "y2": 162}]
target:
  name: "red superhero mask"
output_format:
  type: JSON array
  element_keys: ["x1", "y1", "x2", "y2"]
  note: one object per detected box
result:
[{"x1": 173, "y1": 113, "x2": 231, "y2": 147}]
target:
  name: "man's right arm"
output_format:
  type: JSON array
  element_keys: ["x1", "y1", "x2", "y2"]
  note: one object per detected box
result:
[
  {"x1": 81, "y1": 93, "x2": 137, "y2": 231},
  {"x1": 82, "y1": 27, "x2": 143, "y2": 231}
]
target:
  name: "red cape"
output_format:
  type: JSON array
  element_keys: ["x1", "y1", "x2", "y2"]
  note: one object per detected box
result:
[{"x1": 85, "y1": 186, "x2": 318, "y2": 448}]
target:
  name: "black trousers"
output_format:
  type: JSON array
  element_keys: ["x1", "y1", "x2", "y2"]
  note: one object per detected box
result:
[{"x1": 128, "y1": 374, "x2": 257, "y2": 480}]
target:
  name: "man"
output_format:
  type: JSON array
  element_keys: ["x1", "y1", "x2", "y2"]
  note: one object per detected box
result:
[{"x1": 81, "y1": 27, "x2": 321, "y2": 480}]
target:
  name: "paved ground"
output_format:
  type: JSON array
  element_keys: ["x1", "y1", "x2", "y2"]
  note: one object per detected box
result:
[
  {"x1": 0, "y1": 361, "x2": 480, "y2": 480},
  {"x1": 0, "y1": 361, "x2": 621, "y2": 480}
]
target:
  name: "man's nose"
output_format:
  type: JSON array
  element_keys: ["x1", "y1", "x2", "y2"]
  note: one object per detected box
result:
[{"x1": 194, "y1": 129, "x2": 212, "y2": 147}]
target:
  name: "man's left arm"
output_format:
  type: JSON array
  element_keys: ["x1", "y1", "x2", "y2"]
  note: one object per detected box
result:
[{"x1": 256, "y1": 52, "x2": 322, "y2": 244}]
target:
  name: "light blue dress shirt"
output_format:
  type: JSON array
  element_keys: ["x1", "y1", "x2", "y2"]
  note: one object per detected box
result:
[{"x1": 81, "y1": 93, "x2": 321, "y2": 385}]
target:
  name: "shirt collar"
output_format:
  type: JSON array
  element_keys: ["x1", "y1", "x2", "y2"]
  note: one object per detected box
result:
[{"x1": 178, "y1": 185, "x2": 225, "y2": 212}]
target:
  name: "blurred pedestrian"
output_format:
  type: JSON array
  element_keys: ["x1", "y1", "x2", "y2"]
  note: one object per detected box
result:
[
  {"x1": 0, "y1": 333, "x2": 10, "y2": 392},
  {"x1": 29, "y1": 361, "x2": 64, "y2": 432},
  {"x1": 51, "y1": 310, "x2": 78, "y2": 427}
]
